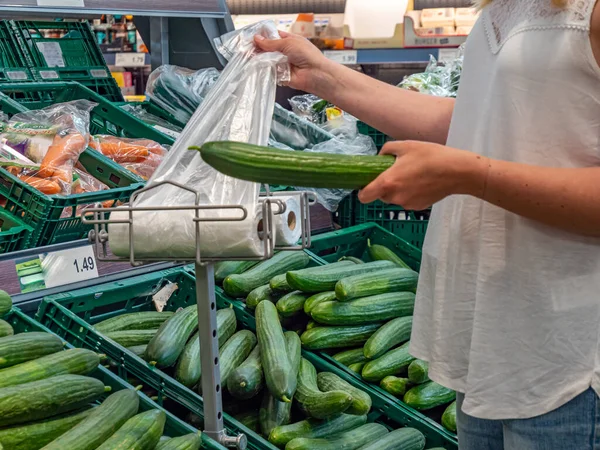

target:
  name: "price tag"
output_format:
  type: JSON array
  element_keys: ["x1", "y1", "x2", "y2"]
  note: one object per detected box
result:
[
  {"x1": 40, "y1": 245, "x2": 99, "y2": 289},
  {"x1": 323, "y1": 50, "x2": 358, "y2": 65},
  {"x1": 37, "y1": 0, "x2": 85, "y2": 6},
  {"x1": 114, "y1": 53, "x2": 147, "y2": 67},
  {"x1": 438, "y1": 48, "x2": 459, "y2": 63}
]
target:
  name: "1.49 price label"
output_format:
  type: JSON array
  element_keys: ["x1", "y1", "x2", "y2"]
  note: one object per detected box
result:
[
  {"x1": 73, "y1": 255, "x2": 95, "y2": 274},
  {"x1": 42, "y1": 245, "x2": 99, "y2": 289}
]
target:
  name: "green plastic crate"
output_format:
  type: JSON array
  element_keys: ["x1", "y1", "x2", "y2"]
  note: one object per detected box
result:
[
  {"x1": 358, "y1": 121, "x2": 390, "y2": 151},
  {"x1": 0, "y1": 208, "x2": 33, "y2": 253},
  {"x1": 0, "y1": 21, "x2": 34, "y2": 84},
  {"x1": 8, "y1": 20, "x2": 123, "y2": 102},
  {"x1": 36, "y1": 264, "x2": 457, "y2": 449},
  {"x1": 5, "y1": 307, "x2": 225, "y2": 450}
]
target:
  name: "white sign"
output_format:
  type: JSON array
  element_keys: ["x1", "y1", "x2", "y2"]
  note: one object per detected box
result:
[
  {"x1": 114, "y1": 53, "x2": 146, "y2": 67},
  {"x1": 36, "y1": 42, "x2": 65, "y2": 68},
  {"x1": 41, "y1": 245, "x2": 99, "y2": 289},
  {"x1": 323, "y1": 50, "x2": 358, "y2": 65},
  {"x1": 438, "y1": 48, "x2": 460, "y2": 63},
  {"x1": 37, "y1": 0, "x2": 85, "y2": 6}
]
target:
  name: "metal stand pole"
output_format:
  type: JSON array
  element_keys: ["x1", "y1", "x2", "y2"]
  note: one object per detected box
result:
[{"x1": 195, "y1": 263, "x2": 247, "y2": 450}]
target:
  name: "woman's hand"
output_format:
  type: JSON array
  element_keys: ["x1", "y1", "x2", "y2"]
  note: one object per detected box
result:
[
  {"x1": 358, "y1": 141, "x2": 489, "y2": 209},
  {"x1": 254, "y1": 31, "x2": 335, "y2": 93}
]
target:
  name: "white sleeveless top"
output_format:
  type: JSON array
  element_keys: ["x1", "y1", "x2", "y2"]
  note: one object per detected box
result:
[{"x1": 410, "y1": 0, "x2": 600, "y2": 420}]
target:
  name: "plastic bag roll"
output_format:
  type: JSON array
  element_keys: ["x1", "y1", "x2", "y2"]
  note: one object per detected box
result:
[
  {"x1": 108, "y1": 204, "x2": 270, "y2": 259},
  {"x1": 271, "y1": 196, "x2": 302, "y2": 246}
]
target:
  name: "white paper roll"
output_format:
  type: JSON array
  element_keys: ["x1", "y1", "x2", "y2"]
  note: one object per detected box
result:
[
  {"x1": 271, "y1": 196, "x2": 302, "y2": 246},
  {"x1": 108, "y1": 204, "x2": 270, "y2": 260}
]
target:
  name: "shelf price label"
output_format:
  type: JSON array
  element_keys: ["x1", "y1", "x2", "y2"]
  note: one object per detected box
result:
[
  {"x1": 115, "y1": 53, "x2": 146, "y2": 67},
  {"x1": 41, "y1": 245, "x2": 99, "y2": 289},
  {"x1": 438, "y1": 48, "x2": 460, "y2": 63},
  {"x1": 324, "y1": 50, "x2": 358, "y2": 65},
  {"x1": 37, "y1": 0, "x2": 85, "y2": 6}
]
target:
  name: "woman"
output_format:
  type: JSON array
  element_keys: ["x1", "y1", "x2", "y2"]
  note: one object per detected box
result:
[{"x1": 256, "y1": 0, "x2": 600, "y2": 448}]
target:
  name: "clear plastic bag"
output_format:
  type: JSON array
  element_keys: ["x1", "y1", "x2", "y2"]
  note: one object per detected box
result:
[
  {"x1": 288, "y1": 94, "x2": 359, "y2": 140},
  {"x1": 110, "y1": 20, "x2": 290, "y2": 259}
]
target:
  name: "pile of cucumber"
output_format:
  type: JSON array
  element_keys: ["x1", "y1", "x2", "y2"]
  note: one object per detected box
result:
[
  {"x1": 216, "y1": 244, "x2": 457, "y2": 434},
  {"x1": 0, "y1": 329, "x2": 201, "y2": 449},
  {"x1": 0, "y1": 290, "x2": 14, "y2": 338}
]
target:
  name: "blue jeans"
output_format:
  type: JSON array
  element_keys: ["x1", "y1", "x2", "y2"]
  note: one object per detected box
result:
[{"x1": 457, "y1": 388, "x2": 600, "y2": 450}]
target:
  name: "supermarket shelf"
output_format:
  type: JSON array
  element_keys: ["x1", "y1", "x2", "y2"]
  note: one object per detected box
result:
[
  {"x1": 325, "y1": 47, "x2": 453, "y2": 65},
  {"x1": 103, "y1": 52, "x2": 152, "y2": 67}
]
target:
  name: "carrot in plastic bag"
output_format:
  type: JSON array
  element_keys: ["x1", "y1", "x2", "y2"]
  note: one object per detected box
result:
[
  {"x1": 38, "y1": 132, "x2": 87, "y2": 184},
  {"x1": 18, "y1": 174, "x2": 61, "y2": 195}
]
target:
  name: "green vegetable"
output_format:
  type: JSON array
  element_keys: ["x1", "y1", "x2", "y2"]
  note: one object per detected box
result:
[
  {"x1": 403, "y1": 381, "x2": 456, "y2": 411},
  {"x1": 363, "y1": 316, "x2": 413, "y2": 359},
  {"x1": 268, "y1": 414, "x2": 367, "y2": 447},
  {"x1": 380, "y1": 376, "x2": 410, "y2": 397},
  {"x1": 218, "y1": 330, "x2": 257, "y2": 387},
  {"x1": 227, "y1": 346, "x2": 263, "y2": 400},
  {"x1": 232, "y1": 411, "x2": 259, "y2": 433},
  {"x1": 224, "y1": 251, "x2": 310, "y2": 298},
  {"x1": 306, "y1": 320, "x2": 318, "y2": 330},
  {"x1": 155, "y1": 433, "x2": 202, "y2": 450},
  {"x1": 287, "y1": 261, "x2": 395, "y2": 293},
  {"x1": 361, "y1": 342, "x2": 415, "y2": 382},
  {"x1": 94, "y1": 311, "x2": 174, "y2": 333},
  {"x1": 0, "y1": 332, "x2": 64, "y2": 370},
  {"x1": 334, "y1": 268, "x2": 418, "y2": 301},
  {"x1": 304, "y1": 292, "x2": 336, "y2": 314},
  {"x1": 145, "y1": 305, "x2": 198, "y2": 368},
  {"x1": 285, "y1": 423, "x2": 389, "y2": 450},
  {"x1": 246, "y1": 284, "x2": 277, "y2": 309},
  {"x1": 442, "y1": 401, "x2": 457, "y2": 433},
  {"x1": 104, "y1": 329, "x2": 158, "y2": 347},
  {"x1": 0, "y1": 375, "x2": 107, "y2": 428},
  {"x1": 194, "y1": 142, "x2": 395, "y2": 190},
  {"x1": 311, "y1": 292, "x2": 414, "y2": 326},
  {"x1": 0, "y1": 407, "x2": 94, "y2": 450},
  {"x1": 42, "y1": 389, "x2": 139, "y2": 450},
  {"x1": 348, "y1": 362, "x2": 366, "y2": 374},
  {"x1": 95, "y1": 410, "x2": 165, "y2": 450},
  {"x1": 0, "y1": 290, "x2": 12, "y2": 317},
  {"x1": 295, "y1": 358, "x2": 352, "y2": 419},
  {"x1": 175, "y1": 308, "x2": 237, "y2": 388},
  {"x1": 0, "y1": 348, "x2": 99, "y2": 388},
  {"x1": 338, "y1": 256, "x2": 364, "y2": 264},
  {"x1": 332, "y1": 348, "x2": 369, "y2": 366},
  {"x1": 356, "y1": 427, "x2": 425, "y2": 450},
  {"x1": 0, "y1": 320, "x2": 13, "y2": 337},
  {"x1": 270, "y1": 273, "x2": 292, "y2": 293},
  {"x1": 367, "y1": 239, "x2": 411, "y2": 269},
  {"x1": 214, "y1": 261, "x2": 258, "y2": 284},
  {"x1": 256, "y1": 301, "x2": 296, "y2": 402},
  {"x1": 316, "y1": 372, "x2": 372, "y2": 415},
  {"x1": 408, "y1": 359, "x2": 430, "y2": 384},
  {"x1": 126, "y1": 345, "x2": 147, "y2": 358},
  {"x1": 277, "y1": 291, "x2": 308, "y2": 318},
  {"x1": 301, "y1": 324, "x2": 381, "y2": 350}
]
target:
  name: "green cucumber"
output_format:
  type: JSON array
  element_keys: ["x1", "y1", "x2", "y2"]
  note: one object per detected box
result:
[
  {"x1": 215, "y1": 261, "x2": 258, "y2": 284},
  {"x1": 339, "y1": 256, "x2": 364, "y2": 264},
  {"x1": 316, "y1": 372, "x2": 372, "y2": 415},
  {"x1": 268, "y1": 414, "x2": 367, "y2": 447},
  {"x1": 332, "y1": 348, "x2": 369, "y2": 366},
  {"x1": 301, "y1": 324, "x2": 381, "y2": 350},
  {"x1": 270, "y1": 273, "x2": 292, "y2": 293},
  {"x1": 0, "y1": 375, "x2": 107, "y2": 427},
  {"x1": 367, "y1": 239, "x2": 411, "y2": 269},
  {"x1": 42, "y1": 388, "x2": 139, "y2": 450},
  {"x1": 0, "y1": 348, "x2": 99, "y2": 388},
  {"x1": 442, "y1": 401, "x2": 457, "y2": 433},
  {"x1": 127, "y1": 345, "x2": 147, "y2": 358},
  {"x1": 0, "y1": 290, "x2": 12, "y2": 317},
  {"x1": 334, "y1": 268, "x2": 418, "y2": 301},
  {"x1": 303, "y1": 292, "x2": 336, "y2": 314},
  {"x1": 232, "y1": 411, "x2": 260, "y2": 433},
  {"x1": 155, "y1": 433, "x2": 202, "y2": 450},
  {"x1": 256, "y1": 301, "x2": 296, "y2": 402},
  {"x1": 195, "y1": 142, "x2": 395, "y2": 190},
  {"x1": 403, "y1": 381, "x2": 456, "y2": 411},
  {"x1": 258, "y1": 331, "x2": 302, "y2": 436},
  {"x1": 218, "y1": 330, "x2": 257, "y2": 387},
  {"x1": 94, "y1": 311, "x2": 173, "y2": 333},
  {"x1": 363, "y1": 316, "x2": 413, "y2": 359},
  {"x1": 0, "y1": 320, "x2": 13, "y2": 337},
  {"x1": 348, "y1": 362, "x2": 366, "y2": 374},
  {"x1": 285, "y1": 423, "x2": 389, "y2": 450},
  {"x1": 295, "y1": 358, "x2": 352, "y2": 419},
  {"x1": 246, "y1": 284, "x2": 277, "y2": 309},
  {"x1": 145, "y1": 304, "x2": 198, "y2": 368},
  {"x1": 287, "y1": 260, "x2": 395, "y2": 293},
  {"x1": 223, "y1": 251, "x2": 310, "y2": 298},
  {"x1": 175, "y1": 308, "x2": 237, "y2": 388},
  {"x1": 96, "y1": 409, "x2": 165, "y2": 450},
  {"x1": 408, "y1": 359, "x2": 430, "y2": 384},
  {"x1": 356, "y1": 427, "x2": 425, "y2": 450},
  {"x1": 104, "y1": 329, "x2": 158, "y2": 347},
  {"x1": 312, "y1": 292, "x2": 414, "y2": 326},
  {"x1": 0, "y1": 407, "x2": 94, "y2": 450},
  {"x1": 0, "y1": 332, "x2": 64, "y2": 370},
  {"x1": 276, "y1": 291, "x2": 308, "y2": 318},
  {"x1": 380, "y1": 376, "x2": 410, "y2": 397},
  {"x1": 362, "y1": 342, "x2": 415, "y2": 382},
  {"x1": 306, "y1": 320, "x2": 318, "y2": 330},
  {"x1": 227, "y1": 345, "x2": 263, "y2": 399}
]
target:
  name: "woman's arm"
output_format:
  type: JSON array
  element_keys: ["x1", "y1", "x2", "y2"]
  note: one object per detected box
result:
[
  {"x1": 255, "y1": 33, "x2": 455, "y2": 144},
  {"x1": 358, "y1": 141, "x2": 600, "y2": 237}
]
